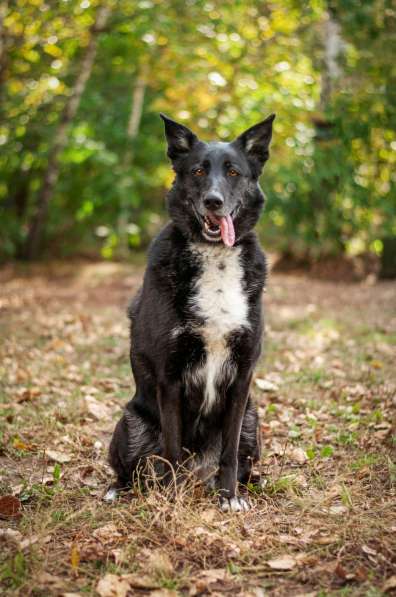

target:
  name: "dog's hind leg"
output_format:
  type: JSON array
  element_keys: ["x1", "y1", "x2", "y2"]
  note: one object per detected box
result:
[
  {"x1": 237, "y1": 397, "x2": 261, "y2": 485},
  {"x1": 105, "y1": 400, "x2": 160, "y2": 501}
]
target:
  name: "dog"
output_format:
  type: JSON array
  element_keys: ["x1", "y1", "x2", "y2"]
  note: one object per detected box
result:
[{"x1": 106, "y1": 112, "x2": 275, "y2": 512}]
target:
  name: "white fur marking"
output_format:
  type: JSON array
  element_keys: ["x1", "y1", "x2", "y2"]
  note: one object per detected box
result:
[
  {"x1": 103, "y1": 488, "x2": 118, "y2": 502},
  {"x1": 246, "y1": 137, "x2": 257, "y2": 153},
  {"x1": 176, "y1": 134, "x2": 189, "y2": 149},
  {"x1": 185, "y1": 244, "x2": 249, "y2": 414},
  {"x1": 171, "y1": 326, "x2": 183, "y2": 339},
  {"x1": 220, "y1": 495, "x2": 250, "y2": 512}
]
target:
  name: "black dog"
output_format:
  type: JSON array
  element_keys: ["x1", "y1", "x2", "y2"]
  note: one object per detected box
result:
[{"x1": 107, "y1": 112, "x2": 275, "y2": 512}]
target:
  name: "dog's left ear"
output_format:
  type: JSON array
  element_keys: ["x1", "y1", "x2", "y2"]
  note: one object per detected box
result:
[
  {"x1": 233, "y1": 113, "x2": 275, "y2": 176},
  {"x1": 160, "y1": 113, "x2": 199, "y2": 161}
]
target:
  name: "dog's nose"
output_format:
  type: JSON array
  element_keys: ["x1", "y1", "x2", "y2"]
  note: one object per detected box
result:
[{"x1": 204, "y1": 193, "x2": 224, "y2": 211}]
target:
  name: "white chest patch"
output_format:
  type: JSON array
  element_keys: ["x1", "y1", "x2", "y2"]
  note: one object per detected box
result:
[{"x1": 185, "y1": 243, "x2": 249, "y2": 414}]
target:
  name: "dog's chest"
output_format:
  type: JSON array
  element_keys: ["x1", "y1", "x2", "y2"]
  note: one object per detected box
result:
[
  {"x1": 192, "y1": 244, "x2": 248, "y2": 332},
  {"x1": 186, "y1": 244, "x2": 249, "y2": 412}
]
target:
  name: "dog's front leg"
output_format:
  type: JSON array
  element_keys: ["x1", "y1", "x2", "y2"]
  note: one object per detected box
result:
[
  {"x1": 218, "y1": 375, "x2": 251, "y2": 512},
  {"x1": 157, "y1": 381, "x2": 182, "y2": 482}
]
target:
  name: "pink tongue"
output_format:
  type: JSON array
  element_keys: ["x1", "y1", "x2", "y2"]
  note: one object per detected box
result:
[{"x1": 219, "y1": 214, "x2": 235, "y2": 247}]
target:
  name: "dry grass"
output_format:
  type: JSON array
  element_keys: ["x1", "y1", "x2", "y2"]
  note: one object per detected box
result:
[{"x1": 0, "y1": 260, "x2": 395, "y2": 596}]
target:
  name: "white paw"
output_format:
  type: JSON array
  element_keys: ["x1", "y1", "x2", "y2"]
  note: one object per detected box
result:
[
  {"x1": 103, "y1": 487, "x2": 118, "y2": 503},
  {"x1": 220, "y1": 495, "x2": 250, "y2": 513}
]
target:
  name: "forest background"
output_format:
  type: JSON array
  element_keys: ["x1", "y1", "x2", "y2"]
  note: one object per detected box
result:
[{"x1": 0, "y1": 0, "x2": 395, "y2": 272}]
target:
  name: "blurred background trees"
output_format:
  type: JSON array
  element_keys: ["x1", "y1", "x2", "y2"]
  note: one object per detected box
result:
[{"x1": 0, "y1": 0, "x2": 395, "y2": 269}]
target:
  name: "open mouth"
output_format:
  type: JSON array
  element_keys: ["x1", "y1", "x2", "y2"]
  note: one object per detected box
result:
[
  {"x1": 201, "y1": 208, "x2": 239, "y2": 247},
  {"x1": 203, "y1": 215, "x2": 222, "y2": 239}
]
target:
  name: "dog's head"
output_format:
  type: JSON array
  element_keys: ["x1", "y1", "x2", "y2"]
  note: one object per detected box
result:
[{"x1": 161, "y1": 113, "x2": 275, "y2": 246}]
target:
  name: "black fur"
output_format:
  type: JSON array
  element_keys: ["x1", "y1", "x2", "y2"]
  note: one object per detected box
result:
[{"x1": 108, "y1": 113, "x2": 275, "y2": 509}]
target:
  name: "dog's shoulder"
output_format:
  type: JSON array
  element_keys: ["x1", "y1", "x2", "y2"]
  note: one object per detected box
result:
[
  {"x1": 145, "y1": 224, "x2": 202, "y2": 296},
  {"x1": 239, "y1": 231, "x2": 266, "y2": 267},
  {"x1": 239, "y1": 231, "x2": 267, "y2": 299},
  {"x1": 147, "y1": 222, "x2": 181, "y2": 264}
]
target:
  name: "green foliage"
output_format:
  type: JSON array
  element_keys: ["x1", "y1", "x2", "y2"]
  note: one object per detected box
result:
[
  {"x1": 0, "y1": 552, "x2": 28, "y2": 589},
  {"x1": 0, "y1": 0, "x2": 394, "y2": 260},
  {"x1": 320, "y1": 445, "x2": 334, "y2": 458}
]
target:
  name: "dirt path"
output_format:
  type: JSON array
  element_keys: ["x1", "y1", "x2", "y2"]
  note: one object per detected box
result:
[{"x1": 1, "y1": 262, "x2": 395, "y2": 596}]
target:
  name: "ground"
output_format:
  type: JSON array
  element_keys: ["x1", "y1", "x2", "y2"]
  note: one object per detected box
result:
[{"x1": 0, "y1": 260, "x2": 395, "y2": 597}]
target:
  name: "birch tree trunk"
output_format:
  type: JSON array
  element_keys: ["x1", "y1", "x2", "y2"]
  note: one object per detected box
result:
[
  {"x1": 24, "y1": 4, "x2": 112, "y2": 260},
  {"x1": 117, "y1": 65, "x2": 148, "y2": 257},
  {"x1": 320, "y1": 10, "x2": 343, "y2": 110}
]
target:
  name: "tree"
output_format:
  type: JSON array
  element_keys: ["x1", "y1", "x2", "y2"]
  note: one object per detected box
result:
[
  {"x1": 0, "y1": 0, "x2": 394, "y2": 263},
  {"x1": 24, "y1": 3, "x2": 113, "y2": 259}
]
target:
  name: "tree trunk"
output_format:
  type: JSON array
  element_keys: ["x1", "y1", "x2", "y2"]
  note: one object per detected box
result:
[
  {"x1": 0, "y1": 0, "x2": 9, "y2": 89},
  {"x1": 126, "y1": 71, "x2": 147, "y2": 142},
  {"x1": 320, "y1": 10, "x2": 343, "y2": 110},
  {"x1": 117, "y1": 65, "x2": 148, "y2": 257},
  {"x1": 24, "y1": 4, "x2": 112, "y2": 260}
]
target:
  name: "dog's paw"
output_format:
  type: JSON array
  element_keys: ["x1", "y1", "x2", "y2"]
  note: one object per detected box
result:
[
  {"x1": 219, "y1": 495, "x2": 250, "y2": 513},
  {"x1": 103, "y1": 487, "x2": 118, "y2": 503}
]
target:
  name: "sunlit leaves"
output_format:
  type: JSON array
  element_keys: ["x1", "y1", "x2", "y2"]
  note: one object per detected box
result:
[{"x1": 0, "y1": 0, "x2": 394, "y2": 259}]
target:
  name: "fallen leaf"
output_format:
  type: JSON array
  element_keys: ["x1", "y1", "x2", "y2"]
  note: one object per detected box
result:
[
  {"x1": 362, "y1": 544, "x2": 377, "y2": 556},
  {"x1": 374, "y1": 421, "x2": 391, "y2": 430},
  {"x1": 289, "y1": 447, "x2": 308, "y2": 464},
  {"x1": 70, "y1": 544, "x2": 80, "y2": 572},
  {"x1": 255, "y1": 378, "x2": 278, "y2": 392},
  {"x1": 200, "y1": 507, "x2": 217, "y2": 523},
  {"x1": 100, "y1": 572, "x2": 160, "y2": 591},
  {"x1": 278, "y1": 534, "x2": 301, "y2": 546},
  {"x1": 16, "y1": 388, "x2": 41, "y2": 403},
  {"x1": 96, "y1": 574, "x2": 130, "y2": 597},
  {"x1": 20, "y1": 534, "x2": 51, "y2": 550},
  {"x1": 190, "y1": 567, "x2": 231, "y2": 594},
  {"x1": 11, "y1": 483, "x2": 24, "y2": 495},
  {"x1": 0, "y1": 528, "x2": 23, "y2": 545},
  {"x1": 46, "y1": 449, "x2": 72, "y2": 463},
  {"x1": 295, "y1": 553, "x2": 319, "y2": 566},
  {"x1": 124, "y1": 575, "x2": 159, "y2": 589},
  {"x1": 328, "y1": 484, "x2": 343, "y2": 498},
  {"x1": 193, "y1": 526, "x2": 216, "y2": 540},
  {"x1": 94, "y1": 440, "x2": 103, "y2": 453},
  {"x1": 85, "y1": 395, "x2": 111, "y2": 420},
  {"x1": 370, "y1": 359, "x2": 383, "y2": 369},
  {"x1": 334, "y1": 562, "x2": 348, "y2": 579},
  {"x1": 267, "y1": 555, "x2": 296, "y2": 570},
  {"x1": 0, "y1": 495, "x2": 22, "y2": 519},
  {"x1": 315, "y1": 534, "x2": 339, "y2": 545},
  {"x1": 92, "y1": 523, "x2": 122, "y2": 543},
  {"x1": 36, "y1": 572, "x2": 65, "y2": 588},
  {"x1": 383, "y1": 576, "x2": 396, "y2": 593},
  {"x1": 333, "y1": 561, "x2": 355, "y2": 581},
  {"x1": 12, "y1": 437, "x2": 34, "y2": 451},
  {"x1": 110, "y1": 548, "x2": 126, "y2": 565},
  {"x1": 329, "y1": 504, "x2": 348, "y2": 515},
  {"x1": 355, "y1": 566, "x2": 368, "y2": 581},
  {"x1": 240, "y1": 589, "x2": 266, "y2": 597},
  {"x1": 147, "y1": 549, "x2": 174, "y2": 576}
]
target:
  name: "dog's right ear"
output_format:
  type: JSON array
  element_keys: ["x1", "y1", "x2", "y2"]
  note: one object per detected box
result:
[
  {"x1": 160, "y1": 114, "x2": 199, "y2": 161},
  {"x1": 233, "y1": 114, "x2": 275, "y2": 177}
]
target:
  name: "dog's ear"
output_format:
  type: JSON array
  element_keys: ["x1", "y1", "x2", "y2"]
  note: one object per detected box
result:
[
  {"x1": 160, "y1": 113, "x2": 199, "y2": 161},
  {"x1": 233, "y1": 114, "x2": 275, "y2": 176}
]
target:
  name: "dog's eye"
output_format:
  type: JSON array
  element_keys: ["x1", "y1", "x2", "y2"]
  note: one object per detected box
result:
[
  {"x1": 228, "y1": 169, "x2": 240, "y2": 177},
  {"x1": 193, "y1": 168, "x2": 205, "y2": 177}
]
